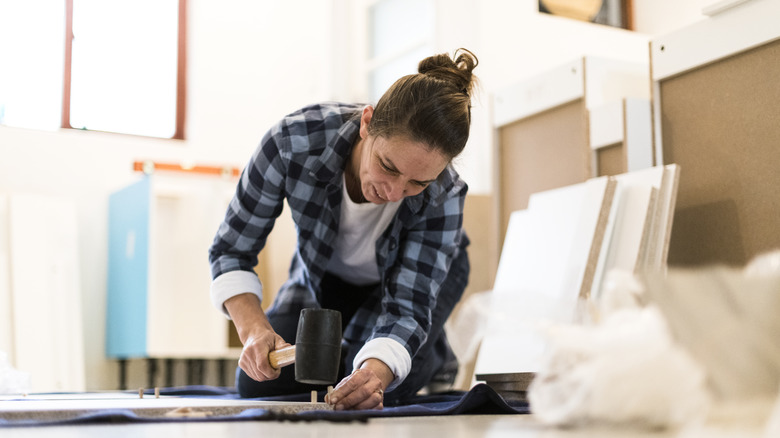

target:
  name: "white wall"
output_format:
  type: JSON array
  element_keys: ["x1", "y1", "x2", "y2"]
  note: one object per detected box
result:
[
  {"x1": 0, "y1": 0, "x2": 334, "y2": 390},
  {"x1": 633, "y1": 0, "x2": 712, "y2": 35},
  {"x1": 0, "y1": 0, "x2": 713, "y2": 390},
  {"x1": 441, "y1": 0, "x2": 714, "y2": 194}
]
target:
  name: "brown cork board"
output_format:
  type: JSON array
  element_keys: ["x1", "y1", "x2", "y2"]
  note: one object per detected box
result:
[
  {"x1": 659, "y1": 38, "x2": 780, "y2": 267},
  {"x1": 497, "y1": 99, "x2": 591, "y2": 244},
  {"x1": 461, "y1": 195, "x2": 498, "y2": 296},
  {"x1": 596, "y1": 142, "x2": 627, "y2": 176}
]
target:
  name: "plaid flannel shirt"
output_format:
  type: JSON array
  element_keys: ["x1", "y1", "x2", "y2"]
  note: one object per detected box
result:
[{"x1": 209, "y1": 102, "x2": 469, "y2": 360}]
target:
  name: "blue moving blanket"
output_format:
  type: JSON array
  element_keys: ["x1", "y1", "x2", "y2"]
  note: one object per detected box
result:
[{"x1": 0, "y1": 383, "x2": 528, "y2": 427}]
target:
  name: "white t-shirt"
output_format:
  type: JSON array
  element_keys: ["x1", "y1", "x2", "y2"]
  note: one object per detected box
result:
[
  {"x1": 327, "y1": 175, "x2": 411, "y2": 390},
  {"x1": 326, "y1": 175, "x2": 401, "y2": 285}
]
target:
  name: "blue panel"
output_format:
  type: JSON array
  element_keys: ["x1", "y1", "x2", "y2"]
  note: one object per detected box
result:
[{"x1": 106, "y1": 177, "x2": 150, "y2": 358}]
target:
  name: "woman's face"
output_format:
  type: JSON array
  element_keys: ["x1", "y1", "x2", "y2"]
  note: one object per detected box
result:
[{"x1": 357, "y1": 107, "x2": 449, "y2": 204}]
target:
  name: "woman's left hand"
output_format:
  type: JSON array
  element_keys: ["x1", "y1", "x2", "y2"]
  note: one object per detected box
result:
[{"x1": 325, "y1": 358, "x2": 394, "y2": 410}]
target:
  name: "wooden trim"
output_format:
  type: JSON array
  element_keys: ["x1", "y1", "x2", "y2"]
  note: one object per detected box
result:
[
  {"x1": 61, "y1": 0, "x2": 74, "y2": 129},
  {"x1": 132, "y1": 160, "x2": 241, "y2": 178},
  {"x1": 622, "y1": 0, "x2": 633, "y2": 31},
  {"x1": 173, "y1": 0, "x2": 187, "y2": 140}
]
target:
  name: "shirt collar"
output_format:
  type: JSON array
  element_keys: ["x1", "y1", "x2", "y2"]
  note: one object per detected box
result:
[{"x1": 309, "y1": 112, "x2": 361, "y2": 185}]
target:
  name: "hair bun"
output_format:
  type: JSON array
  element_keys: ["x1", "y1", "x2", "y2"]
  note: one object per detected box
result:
[{"x1": 418, "y1": 48, "x2": 478, "y2": 95}]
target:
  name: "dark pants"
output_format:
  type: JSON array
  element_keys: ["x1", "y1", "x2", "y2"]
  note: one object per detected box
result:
[{"x1": 236, "y1": 249, "x2": 468, "y2": 405}]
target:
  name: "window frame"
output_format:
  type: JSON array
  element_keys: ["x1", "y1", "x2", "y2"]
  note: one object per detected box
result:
[{"x1": 61, "y1": 0, "x2": 188, "y2": 140}]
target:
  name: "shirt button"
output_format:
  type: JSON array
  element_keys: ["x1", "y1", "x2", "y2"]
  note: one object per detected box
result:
[{"x1": 390, "y1": 241, "x2": 397, "y2": 250}]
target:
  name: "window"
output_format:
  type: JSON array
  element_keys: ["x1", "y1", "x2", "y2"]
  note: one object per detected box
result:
[
  {"x1": 0, "y1": 0, "x2": 186, "y2": 139},
  {"x1": 366, "y1": 0, "x2": 434, "y2": 102},
  {"x1": 64, "y1": 0, "x2": 186, "y2": 138}
]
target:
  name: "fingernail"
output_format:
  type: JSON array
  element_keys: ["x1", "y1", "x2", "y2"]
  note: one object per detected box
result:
[{"x1": 329, "y1": 397, "x2": 339, "y2": 405}]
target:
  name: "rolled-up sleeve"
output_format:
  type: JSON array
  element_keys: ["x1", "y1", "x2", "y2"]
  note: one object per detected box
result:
[{"x1": 208, "y1": 122, "x2": 288, "y2": 315}]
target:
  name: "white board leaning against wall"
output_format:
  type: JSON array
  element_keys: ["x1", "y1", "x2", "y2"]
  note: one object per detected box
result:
[
  {"x1": 0, "y1": 193, "x2": 85, "y2": 392},
  {"x1": 474, "y1": 176, "x2": 616, "y2": 379},
  {"x1": 473, "y1": 164, "x2": 680, "y2": 391}
]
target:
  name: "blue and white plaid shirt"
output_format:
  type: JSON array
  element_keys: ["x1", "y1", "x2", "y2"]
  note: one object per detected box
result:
[{"x1": 209, "y1": 102, "x2": 469, "y2": 366}]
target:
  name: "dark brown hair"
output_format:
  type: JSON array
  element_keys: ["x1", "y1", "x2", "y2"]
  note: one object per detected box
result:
[{"x1": 368, "y1": 48, "x2": 479, "y2": 160}]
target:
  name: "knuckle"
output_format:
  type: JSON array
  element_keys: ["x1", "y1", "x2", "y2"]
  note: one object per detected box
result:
[{"x1": 361, "y1": 385, "x2": 376, "y2": 399}]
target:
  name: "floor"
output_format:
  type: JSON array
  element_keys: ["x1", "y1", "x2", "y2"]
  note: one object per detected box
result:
[
  {"x1": 1, "y1": 390, "x2": 774, "y2": 437},
  {"x1": 0, "y1": 415, "x2": 648, "y2": 438},
  {"x1": 0, "y1": 414, "x2": 771, "y2": 438}
]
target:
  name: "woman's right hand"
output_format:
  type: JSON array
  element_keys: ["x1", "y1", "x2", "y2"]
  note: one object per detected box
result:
[
  {"x1": 238, "y1": 328, "x2": 290, "y2": 382},
  {"x1": 224, "y1": 293, "x2": 290, "y2": 382}
]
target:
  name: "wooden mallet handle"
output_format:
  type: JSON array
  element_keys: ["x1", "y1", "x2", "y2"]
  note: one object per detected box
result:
[{"x1": 268, "y1": 345, "x2": 296, "y2": 369}]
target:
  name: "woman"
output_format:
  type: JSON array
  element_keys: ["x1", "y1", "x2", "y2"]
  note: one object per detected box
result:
[{"x1": 209, "y1": 49, "x2": 478, "y2": 410}]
